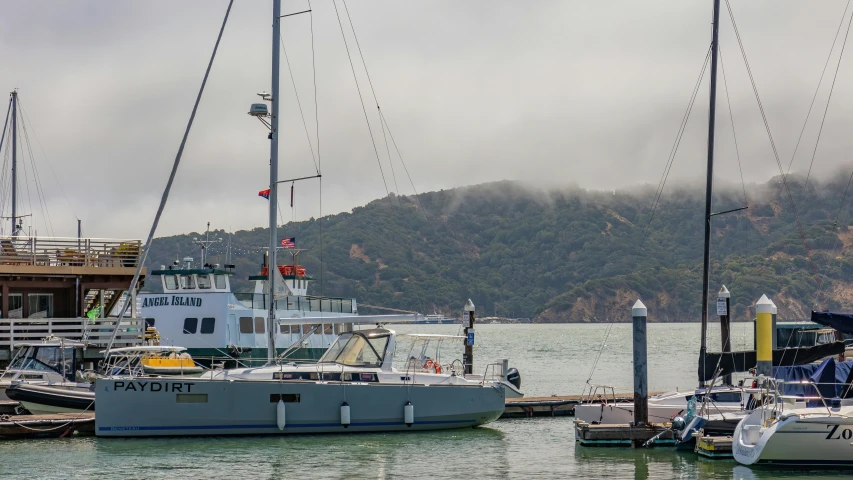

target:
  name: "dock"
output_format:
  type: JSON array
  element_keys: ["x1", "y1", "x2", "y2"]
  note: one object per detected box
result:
[
  {"x1": 0, "y1": 412, "x2": 95, "y2": 438},
  {"x1": 695, "y1": 435, "x2": 733, "y2": 458},
  {"x1": 501, "y1": 392, "x2": 660, "y2": 418},
  {"x1": 574, "y1": 419, "x2": 675, "y2": 447}
]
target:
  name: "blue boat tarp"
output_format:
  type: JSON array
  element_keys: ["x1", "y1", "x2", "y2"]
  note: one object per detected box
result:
[
  {"x1": 773, "y1": 358, "x2": 853, "y2": 398},
  {"x1": 811, "y1": 311, "x2": 853, "y2": 335}
]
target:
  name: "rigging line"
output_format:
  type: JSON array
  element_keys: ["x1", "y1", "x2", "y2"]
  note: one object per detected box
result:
[
  {"x1": 724, "y1": 0, "x2": 825, "y2": 308},
  {"x1": 379, "y1": 109, "x2": 429, "y2": 215},
  {"x1": 0, "y1": 96, "x2": 10, "y2": 154},
  {"x1": 279, "y1": 36, "x2": 319, "y2": 174},
  {"x1": 309, "y1": 0, "x2": 320, "y2": 174},
  {"x1": 104, "y1": 0, "x2": 234, "y2": 355},
  {"x1": 18, "y1": 114, "x2": 53, "y2": 236},
  {"x1": 379, "y1": 107, "x2": 400, "y2": 196},
  {"x1": 787, "y1": 0, "x2": 852, "y2": 175},
  {"x1": 332, "y1": 0, "x2": 390, "y2": 197},
  {"x1": 638, "y1": 46, "x2": 712, "y2": 254},
  {"x1": 718, "y1": 47, "x2": 749, "y2": 252},
  {"x1": 16, "y1": 98, "x2": 79, "y2": 220}
]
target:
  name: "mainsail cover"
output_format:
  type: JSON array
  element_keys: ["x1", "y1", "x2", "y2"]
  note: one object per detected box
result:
[
  {"x1": 811, "y1": 311, "x2": 853, "y2": 335},
  {"x1": 698, "y1": 341, "x2": 846, "y2": 382}
]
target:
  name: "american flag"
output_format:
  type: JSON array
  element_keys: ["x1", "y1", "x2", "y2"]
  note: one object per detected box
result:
[
  {"x1": 281, "y1": 237, "x2": 296, "y2": 248},
  {"x1": 258, "y1": 189, "x2": 270, "y2": 199}
]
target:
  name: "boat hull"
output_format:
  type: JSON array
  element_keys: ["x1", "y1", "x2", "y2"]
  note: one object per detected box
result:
[
  {"x1": 5, "y1": 383, "x2": 94, "y2": 414},
  {"x1": 95, "y1": 378, "x2": 505, "y2": 437},
  {"x1": 733, "y1": 408, "x2": 853, "y2": 467}
]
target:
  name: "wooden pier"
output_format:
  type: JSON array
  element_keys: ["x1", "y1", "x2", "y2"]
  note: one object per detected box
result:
[
  {"x1": 695, "y1": 435, "x2": 733, "y2": 458},
  {"x1": 574, "y1": 419, "x2": 675, "y2": 447},
  {"x1": 0, "y1": 412, "x2": 94, "y2": 438}
]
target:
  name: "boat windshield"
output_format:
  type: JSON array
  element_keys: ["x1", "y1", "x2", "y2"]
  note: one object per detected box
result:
[
  {"x1": 319, "y1": 332, "x2": 388, "y2": 368},
  {"x1": 7, "y1": 346, "x2": 69, "y2": 374}
]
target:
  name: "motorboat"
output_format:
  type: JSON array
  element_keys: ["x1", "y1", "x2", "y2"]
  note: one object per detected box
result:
[
  {"x1": 6, "y1": 345, "x2": 204, "y2": 413},
  {"x1": 95, "y1": 327, "x2": 506, "y2": 436},
  {"x1": 0, "y1": 337, "x2": 81, "y2": 400}
]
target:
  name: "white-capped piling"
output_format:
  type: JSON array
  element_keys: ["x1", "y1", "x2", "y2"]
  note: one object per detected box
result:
[
  {"x1": 717, "y1": 285, "x2": 732, "y2": 385},
  {"x1": 755, "y1": 295, "x2": 774, "y2": 377},
  {"x1": 632, "y1": 299, "x2": 648, "y2": 427}
]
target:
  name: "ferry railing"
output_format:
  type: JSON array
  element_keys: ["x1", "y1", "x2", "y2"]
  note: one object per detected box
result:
[
  {"x1": 0, "y1": 317, "x2": 145, "y2": 350},
  {"x1": 231, "y1": 293, "x2": 356, "y2": 314},
  {"x1": 0, "y1": 236, "x2": 142, "y2": 268}
]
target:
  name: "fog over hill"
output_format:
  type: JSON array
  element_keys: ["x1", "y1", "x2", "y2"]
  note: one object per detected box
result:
[{"x1": 145, "y1": 173, "x2": 853, "y2": 322}]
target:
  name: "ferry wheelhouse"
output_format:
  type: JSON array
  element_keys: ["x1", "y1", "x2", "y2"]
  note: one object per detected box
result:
[{"x1": 139, "y1": 259, "x2": 359, "y2": 367}]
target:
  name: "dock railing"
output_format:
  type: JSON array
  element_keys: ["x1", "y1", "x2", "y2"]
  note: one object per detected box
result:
[
  {"x1": 0, "y1": 236, "x2": 142, "y2": 268},
  {"x1": 0, "y1": 317, "x2": 145, "y2": 350}
]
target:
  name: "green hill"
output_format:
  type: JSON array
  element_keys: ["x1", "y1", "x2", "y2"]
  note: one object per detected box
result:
[{"x1": 144, "y1": 174, "x2": 853, "y2": 323}]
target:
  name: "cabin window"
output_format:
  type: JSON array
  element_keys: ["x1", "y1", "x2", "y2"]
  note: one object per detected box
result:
[
  {"x1": 269, "y1": 394, "x2": 300, "y2": 403},
  {"x1": 145, "y1": 318, "x2": 156, "y2": 328},
  {"x1": 180, "y1": 275, "x2": 196, "y2": 289},
  {"x1": 176, "y1": 394, "x2": 208, "y2": 404},
  {"x1": 324, "y1": 324, "x2": 333, "y2": 335},
  {"x1": 7, "y1": 294, "x2": 22, "y2": 319},
  {"x1": 254, "y1": 317, "x2": 266, "y2": 334},
  {"x1": 197, "y1": 274, "x2": 212, "y2": 289},
  {"x1": 164, "y1": 275, "x2": 179, "y2": 290},
  {"x1": 183, "y1": 318, "x2": 198, "y2": 334},
  {"x1": 302, "y1": 324, "x2": 317, "y2": 336},
  {"x1": 280, "y1": 324, "x2": 296, "y2": 334},
  {"x1": 28, "y1": 293, "x2": 53, "y2": 318},
  {"x1": 333, "y1": 324, "x2": 343, "y2": 335},
  {"x1": 239, "y1": 317, "x2": 254, "y2": 334},
  {"x1": 200, "y1": 317, "x2": 215, "y2": 334},
  {"x1": 214, "y1": 274, "x2": 227, "y2": 289}
]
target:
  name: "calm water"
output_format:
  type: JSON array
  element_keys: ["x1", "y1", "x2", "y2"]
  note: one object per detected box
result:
[{"x1": 1, "y1": 323, "x2": 849, "y2": 479}]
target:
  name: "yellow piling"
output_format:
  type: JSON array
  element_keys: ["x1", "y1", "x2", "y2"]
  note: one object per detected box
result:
[{"x1": 755, "y1": 294, "x2": 774, "y2": 376}]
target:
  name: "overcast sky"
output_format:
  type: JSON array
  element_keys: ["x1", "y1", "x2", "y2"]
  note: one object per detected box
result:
[{"x1": 1, "y1": 0, "x2": 852, "y2": 239}]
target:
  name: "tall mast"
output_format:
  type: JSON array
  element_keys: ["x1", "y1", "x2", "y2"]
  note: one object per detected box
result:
[
  {"x1": 267, "y1": 0, "x2": 282, "y2": 364},
  {"x1": 10, "y1": 89, "x2": 17, "y2": 236},
  {"x1": 699, "y1": 0, "x2": 721, "y2": 385}
]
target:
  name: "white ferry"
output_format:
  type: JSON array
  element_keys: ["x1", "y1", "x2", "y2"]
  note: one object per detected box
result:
[{"x1": 138, "y1": 256, "x2": 367, "y2": 367}]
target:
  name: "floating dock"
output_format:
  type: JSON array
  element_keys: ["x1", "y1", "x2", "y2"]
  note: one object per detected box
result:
[
  {"x1": 574, "y1": 420, "x2": 675, "y2": 447},
  {"x1": 0, "y1": 412, "x2": 95, "y2": 438},
  {"x1": 695, "y1": 435, "x2": 733, "y2": 458},
  {"x1": 502, "y1": 393, "x2": 659, "y2": 418}
]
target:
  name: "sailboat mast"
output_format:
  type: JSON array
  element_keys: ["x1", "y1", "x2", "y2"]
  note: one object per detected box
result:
[
  {"x1": 10, "y1": 89, "x2": 17, "y2": 236},
  {"x1": 267, "y1": 0, "x2": 282, "y2": 364},
  {"x1": 699, "y1": 0, "x2": 721, "y2": 385}
]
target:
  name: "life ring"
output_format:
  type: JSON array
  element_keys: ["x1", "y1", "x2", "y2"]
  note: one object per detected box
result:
[{"x1": 424, "y1": 360, "x2": 441, "y2": 374}]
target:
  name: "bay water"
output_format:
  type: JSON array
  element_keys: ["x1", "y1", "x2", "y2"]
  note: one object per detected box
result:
[{"x1": 1, "y1": 323, "x2": 848, "y2": 479}]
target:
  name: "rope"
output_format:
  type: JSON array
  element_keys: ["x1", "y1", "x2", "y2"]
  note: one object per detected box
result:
[
  {"x1": 104, "y1": 0, "x2": 234, "y2": 355},
  {"x1": 724, "y1": 0, "x2": 825, "y2": 309},
  {"x1": 718, "y1": 47, "x2": 748, "y2": 252}
]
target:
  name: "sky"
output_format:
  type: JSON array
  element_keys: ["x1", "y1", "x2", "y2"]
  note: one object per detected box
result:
[{"x1": 2, "y1": 0, "x2": 853, "y2": 239}]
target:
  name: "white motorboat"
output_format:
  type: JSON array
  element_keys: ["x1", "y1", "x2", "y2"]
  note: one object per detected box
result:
[
  {"x1": 0, "y1": 338, "x2": 81, "y2": 400},
  {"x1": 733, "y1": 377, "x2": 853, "y2": 467}
]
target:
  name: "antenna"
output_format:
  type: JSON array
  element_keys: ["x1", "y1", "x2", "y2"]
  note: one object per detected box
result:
[{"x1": 192, "y1": 222, "x2": 222, "y2": 268}]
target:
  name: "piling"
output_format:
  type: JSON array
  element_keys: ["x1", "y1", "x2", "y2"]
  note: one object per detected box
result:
[
  {"x1": 462, "y1": 299, "x2": 475, "y2": 375},
  {"x1": 632, "y1": 299, "x2": 648, "y2": 431},
  {"x1": 717, "y1": 285, "x2": 731, "y2": 385},
  {"x1": 755, "y1": 295, "x2": 774, "y2": 377}
]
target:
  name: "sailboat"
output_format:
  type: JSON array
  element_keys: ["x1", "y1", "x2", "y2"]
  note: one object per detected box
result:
[{"x1": 94, "y1": 1, "x2": 506, "y2": 437}]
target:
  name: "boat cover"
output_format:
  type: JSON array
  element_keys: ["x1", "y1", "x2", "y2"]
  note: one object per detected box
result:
[
  {"x1": 811, "y1": 311, "x2": 853, "y2": 335},
  {"x1": 698, "y1": 341, "x2": 846, "y2": 382},
  {"x1": 772, "y1": 358, "x2": 853, "y2": 398}
]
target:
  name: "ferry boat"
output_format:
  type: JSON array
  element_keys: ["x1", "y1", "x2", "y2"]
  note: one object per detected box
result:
[{"x1": 138, "y1": 254, "x2": 372, "y2": 367}]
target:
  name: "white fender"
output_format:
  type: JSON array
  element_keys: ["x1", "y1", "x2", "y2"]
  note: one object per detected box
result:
[
  {"x1": 404, "y1": 401, "x2": 414, "y2": 427},
  {"x1": 276, "y1": 399, "x2": 286, "y2": 430},
  {"x1": 341, "y1": 402, "x2": 351, "y2": 428}
]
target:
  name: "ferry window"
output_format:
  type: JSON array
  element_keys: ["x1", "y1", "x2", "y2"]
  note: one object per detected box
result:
[
  {"x1": 180, "y1": 275, "x2": 196, "y2": 289},
  {"x1": 324, "y1": 324, "x2": 333, "y2": 335},
  {"x1": 183, "y1": 318, "x2": 198, "y2": 334},
  {"x1": 334, "y1": 324, "x2": 343, "y2": 335},
  {"x1": 164, "y1": 275, "x2": 179, "y2": 290},
  {"x1": 145, "y1": 318, "x2": 156, "y2": 328},
  {"x1": 200, "y1": 317, "x2": 215, "y2": 334},
  {"x1": 214, "y1": 274, "x2": 227, "y2": 289},
  {"x1": 302, "y1": 324, "x2": 318, "y2": 336},
  {"x1": 239, "y1": 317, "x2": 254, "y2": 334},
  {"x1": 197, "y1": 274, "x2": 212, "y2": 289},
  {"x1": 254, "y1": 317, "x2": 266, "y2": 334}
]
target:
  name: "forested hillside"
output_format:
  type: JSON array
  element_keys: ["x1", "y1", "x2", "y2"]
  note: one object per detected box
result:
[{"x1": 144, "y1": 174, "x2": 853, "y2": 323}]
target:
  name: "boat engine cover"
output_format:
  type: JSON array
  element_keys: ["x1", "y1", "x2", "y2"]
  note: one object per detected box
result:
[{"x1": 506, "y1": 368, "x2": 521, "y2": 389}]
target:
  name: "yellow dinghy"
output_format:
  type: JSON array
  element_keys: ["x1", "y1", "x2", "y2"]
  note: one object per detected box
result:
[{"x1": 140, "y1": 349, "x2": 203, "y2": 376}]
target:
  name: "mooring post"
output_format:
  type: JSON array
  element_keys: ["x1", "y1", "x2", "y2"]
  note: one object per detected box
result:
[
  {"x1": 632, "y1": 299, "x2": 648, "y2": 430},
  {"x1": 755, "y1": 295, "x2": 773, "y2": 377},
  {"x1": 463, "y1": 299, "x2": 475, "y2": 375},
  {"x1": 771, "y1": 299, "x2": 778, "y2": 350},
  {"x1": 718, "y1": 285, "x2": 732, "y2": 385}
]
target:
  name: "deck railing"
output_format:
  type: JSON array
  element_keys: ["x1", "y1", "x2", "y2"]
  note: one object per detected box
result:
[
  {"x1": 0, "y1": 317, "x2": 145, "y2": 349},
  {"x1": 0, "y1": 236, "x2": 143, "y2": 268},
  {"x1": 232, "y1": 293, "x2": 356, "y2": 314}
]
